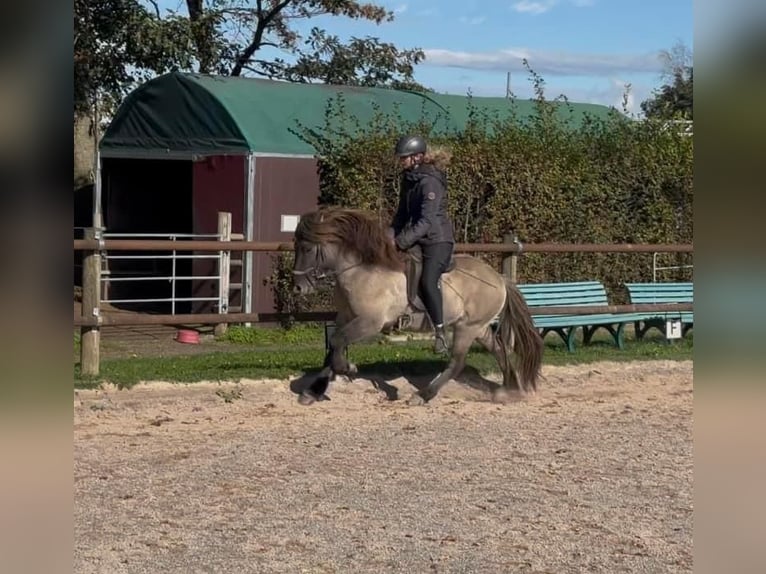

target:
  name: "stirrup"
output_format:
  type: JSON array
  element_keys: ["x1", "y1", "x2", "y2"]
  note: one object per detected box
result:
[
  {"x1": 433, "y1": 334, "x2": 448, "y2": 354},
  {"x1": 397, "y1": 314, "x2": 412, "y2": 331}
]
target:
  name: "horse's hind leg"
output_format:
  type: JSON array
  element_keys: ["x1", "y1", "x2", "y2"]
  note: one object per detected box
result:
[
  {"x1": 477, "y1": 325, "x2": 520, "y2": 391},
  {"x1": 409, "y1": 324, "x2": 478, "y2": 405}
]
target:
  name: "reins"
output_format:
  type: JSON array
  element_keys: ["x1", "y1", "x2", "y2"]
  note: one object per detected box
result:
[
  {"x1": 291, "y1": 242, "x2": 363, "y2": 285},
  {"x1": 454, "y1": 266, "x2": 499, "y2": 287}
]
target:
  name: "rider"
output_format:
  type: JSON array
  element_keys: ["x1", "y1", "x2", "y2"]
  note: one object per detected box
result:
[{"x1": 390, "y1": 134, "x2": 455, "y2": 354}]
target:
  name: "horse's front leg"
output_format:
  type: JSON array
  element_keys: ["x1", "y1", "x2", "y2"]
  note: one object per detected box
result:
[
  {"x1": 299, "y1": 315, "x2": 381, "y2": 406},
  {"x1": 298, "y1": 352, "x2": 334, "y2": 406},
  {"x1": 328, "y1": 316, "x2": 384, "y2": 375},
  {"x1": 299, "y1": 308, "x2": 350, "y2": 406}
]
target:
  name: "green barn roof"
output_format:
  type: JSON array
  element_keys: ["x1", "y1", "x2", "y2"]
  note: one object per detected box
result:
[{"x1": 100, "y1": 72, "x2": 618, "y2": 157}]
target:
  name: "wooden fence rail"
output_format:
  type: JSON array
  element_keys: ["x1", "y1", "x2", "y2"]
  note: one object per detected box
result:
[
  {"x1": 74, "y1": 238, "x2": 693, "y2": 254},
  {"x1": 74, "y1": 234, "x2": 693, "y2": 375},
  {"x1": 74, "y1": 304, "x2": 693, "y2": 328}
]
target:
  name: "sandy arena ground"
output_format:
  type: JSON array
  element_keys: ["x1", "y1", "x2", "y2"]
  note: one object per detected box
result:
[{"x1": 74, "y1": 360, "x2": 693, "y2": 573}]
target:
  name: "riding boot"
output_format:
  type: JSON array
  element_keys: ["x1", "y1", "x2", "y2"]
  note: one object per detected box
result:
[{"x1": 433, "y1": 325, "x2": 448, "y2": 354}]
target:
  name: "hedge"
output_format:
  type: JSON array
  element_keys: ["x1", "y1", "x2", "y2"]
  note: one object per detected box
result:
[{"x1": 268, "y1": 74, "x2": 692, "y2": 319}]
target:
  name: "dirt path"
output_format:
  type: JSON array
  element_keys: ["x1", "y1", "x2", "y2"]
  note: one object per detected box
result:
[{"x1": 74, "y1": 360, "x2": 693, "y2": 573}]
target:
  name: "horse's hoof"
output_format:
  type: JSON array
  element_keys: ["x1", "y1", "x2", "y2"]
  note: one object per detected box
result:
[
  {"x1": 492, "y1": 388, "x2": 524, "y2": 404},
  {"x1": 298, "y1": 391, "x2": 331, "y2": 405},
  {"x1": 407, "y1": 393, "x2": 426, "y2": 407},
  {"x1": 338, "y1": 363, "x2": 359, "y2": 383},
  {"x1": 298, "y1": 392, "x2": 316, "y2": 406},
  {"x1": 333, "y1": 365, "x2": 350, "y2": 377}
]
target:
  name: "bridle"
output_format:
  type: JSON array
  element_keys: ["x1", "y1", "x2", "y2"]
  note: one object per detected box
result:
[
  {"x1": 291, "y1": 242, "x2": 361, "y2": 288},
  {"x1": 291, "y1": 243, "x2": 325, "y2": 290}
]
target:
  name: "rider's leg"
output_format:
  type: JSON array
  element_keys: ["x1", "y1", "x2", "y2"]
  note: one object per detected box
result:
[{"x1": 420, "y1": 242, "x2": 453, "y2": 353}]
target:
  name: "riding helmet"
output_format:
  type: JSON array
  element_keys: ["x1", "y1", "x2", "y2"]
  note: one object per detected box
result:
[{"x1": 394, "y1": 135, "x2": 427, "y2": 157}]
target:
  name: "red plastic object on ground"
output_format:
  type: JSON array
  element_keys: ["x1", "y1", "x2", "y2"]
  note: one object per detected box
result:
[{"x1": 176, "y1": 329, "x2": 200, "y2": 344}]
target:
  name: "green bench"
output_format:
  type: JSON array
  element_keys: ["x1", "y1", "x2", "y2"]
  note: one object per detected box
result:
[
  {"x1": 624, "y1": 282, "x2": 694, "y2": 340},
  {"x1": 516, "y1": 281, "x2": 637, "y2": 352}
]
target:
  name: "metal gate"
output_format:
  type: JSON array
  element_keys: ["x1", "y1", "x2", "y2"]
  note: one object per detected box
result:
[
  {"x1": 652, "y1": 252, "x2": 693, "y2": 282},
  {"x1": 98, "y1": 232, "x2": 228, "y2": 314}
]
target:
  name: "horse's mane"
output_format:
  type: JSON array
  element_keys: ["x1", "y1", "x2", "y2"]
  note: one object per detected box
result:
[{"x1": 295, "y1": 207, "x2": 405, "y2": 272}]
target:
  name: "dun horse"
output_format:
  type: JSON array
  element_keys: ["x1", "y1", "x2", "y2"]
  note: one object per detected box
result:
[{"x1": 291, "y1": 207, "x2": 543, "y2": 405}]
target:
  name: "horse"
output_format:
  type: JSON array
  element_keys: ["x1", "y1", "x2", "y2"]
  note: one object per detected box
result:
[{"x1": 291, "y1": 206, "x2": 543, "y2": 406}]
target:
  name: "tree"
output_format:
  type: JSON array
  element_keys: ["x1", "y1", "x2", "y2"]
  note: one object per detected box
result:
[
  {"x1": 640, "y1": 42, "x2": 693, "y2": 120},
  {"x1": 182, "y1": 0, "x2": 425, "y2": 88},
  {"x1": 282, "y1": 28, "x2": 425, "y2": 89},
  {"x1": 74, "y1": 0, "x2": 195, "y2": 115},
  {"x1": 73, "y1": 0, "x2": 426, "y2": 182},
  {"x1": 74, "y1": 0, "x2": 197, "y2": 185},
  {"x1": 75, "y1": 0, "x2": 426, "y2": 113}
]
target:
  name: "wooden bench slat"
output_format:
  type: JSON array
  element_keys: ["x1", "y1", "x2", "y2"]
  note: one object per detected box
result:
[
  {"x1": 517, "y1": 281, "x2": 602, "y2": 288},
  {"x1": 628, "y1": 287, "x2": 693, "y2": 294},
  {"x1": 518, "y1": 284, "x2": 603, "y2": 293},
  {"x1": 630, "y1": 296, "x2": 693, "y2": 304},
  {"x1": 625, "y1": 284, "x2": 692, "y2": 291}
]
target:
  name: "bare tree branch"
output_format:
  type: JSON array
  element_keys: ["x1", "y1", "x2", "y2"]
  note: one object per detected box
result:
[
  {"x1": 146, "y1": 0, "x2": 161, "y2": 18},
  {"x1": 231, "y1": 0, "x2": 292, "y2": 76}
]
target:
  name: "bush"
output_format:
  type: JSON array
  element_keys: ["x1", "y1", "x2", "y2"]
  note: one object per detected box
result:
[
  {"x1": 263, "y1": 252, "x2": 334, "y2": 327},
  {"x1": 272, "y1": 68, "x2": 692, "y2": 312}
]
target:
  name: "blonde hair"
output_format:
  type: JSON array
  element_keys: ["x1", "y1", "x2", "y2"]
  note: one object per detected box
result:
[{"x1": 422, "y1": 145, "x2": 452, "y2": 171}]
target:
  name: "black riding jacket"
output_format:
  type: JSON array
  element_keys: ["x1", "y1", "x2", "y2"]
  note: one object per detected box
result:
[{"x1": 391, "y1": 164, "x2": 455, "y2": 250}]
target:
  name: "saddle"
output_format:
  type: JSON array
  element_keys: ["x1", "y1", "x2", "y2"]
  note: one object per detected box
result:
[{"x1": 396, "y1": 245, "x2": 456, "y2": 330}]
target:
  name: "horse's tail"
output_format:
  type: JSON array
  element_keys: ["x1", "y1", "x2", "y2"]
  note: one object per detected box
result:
[{"x1": 497, "y1": 280, "x2": 543, "y2": 392}]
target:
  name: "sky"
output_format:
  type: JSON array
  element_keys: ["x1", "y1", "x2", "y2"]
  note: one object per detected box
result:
[{"x1": 156, "y1": 0, "x2": 693, "y2": 115}]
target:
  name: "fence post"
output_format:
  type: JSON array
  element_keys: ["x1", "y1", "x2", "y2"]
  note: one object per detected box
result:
[
  {"x1": 215, "y1": 212, "x2": 232, "y2": 337},
  {"x1": 501, "y1": 233, "x2": 519, "y2": 283},
  {"x1": 80, "y1": 228, "x2": 102, "y2": 376}
]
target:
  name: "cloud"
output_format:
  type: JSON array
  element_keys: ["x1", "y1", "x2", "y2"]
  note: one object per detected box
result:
[
  {"x1": 459, "y1": 15, "x2": 487, "y2": 25},
  {"x1": 511, "y1": 0, "x2": 596, "y2": 14},
  {"x1": 571, "y1": 80, "x2": 654, "y2": 116},
  {"x1": 512, "y1": 1, "x2": 557, "y2": 14},
  {"x1": 422, "y1": 47, "x2": 664, "y2": 77},
  {"x1": 393, "y1": 3, "x2": 408, "y2": 14},
  {"x1": 426, "y1": 77, "x2": 651, "y2": 115}
]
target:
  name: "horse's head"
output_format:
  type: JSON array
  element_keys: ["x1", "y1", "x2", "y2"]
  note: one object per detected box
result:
[
  {"x1": 291, "y1": 239, "x2": 340, "y2": 295},
  {"x1": 291, "y1": 207, "x2": 404, "y2": 294}
]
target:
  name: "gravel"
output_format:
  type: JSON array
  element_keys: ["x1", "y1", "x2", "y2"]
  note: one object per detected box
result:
[{"x1": 74, "y1": 360, "x2": 693, "y2": 573}]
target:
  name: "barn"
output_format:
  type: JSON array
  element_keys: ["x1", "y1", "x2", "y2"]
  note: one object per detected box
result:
[{"x1": 91, "y1": 72, "x2": 614, "y2": 315}]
